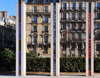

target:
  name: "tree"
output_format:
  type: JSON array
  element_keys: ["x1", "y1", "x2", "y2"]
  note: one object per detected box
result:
[
  {"x1": 0, "y1": 48, "x2": 15, "y2": 71},
  {"x1": 26, "y1": 51, "x2": 39, "y2": 58}
]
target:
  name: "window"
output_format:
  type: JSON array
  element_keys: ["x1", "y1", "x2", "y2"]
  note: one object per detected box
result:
[
  {"x1": 78, "y1": 43, "x2": 82, "y2": 50},
  {"x1": 44, "y1": 0, "x2": 48, "y2": 3},
  {"x1": 72, "y1": 34, "x2": 75, "y2": 38},
  {"x1": 33, "y1": 47, "x2": 36, "y2": 53},
  {"x1": 63, "y1": 3, "x2": 66, "y2": 10},
  {"x1": 97, "y1": 13, "x2": 100, "y2": 19},
  {"x1": 63, "y1": 24, "x2": 66, "y2": 29},
  {"x1": 72, "y1": 3, "x2": 75, "y2": 10},
  {"x1": 63, "y1": 45, "x2": 66, "y2": 50},
  {"x1": 72, "y1": 43, "x2": 75, "y2": 50},
  {"x1": 78, "y1": 34, "x2": 81, "y2": 40},
  {"x1": 44, "y1": 47, "x2": 48, "y2": 53},
  {"x1": 72, "y1": 23, "x2": 75, "y2": 29},
  {"x1": 96, "y1": 44, "x2": 100, "y2": 51},
  {"x1": 44, "y1": 6, "x2": 48, "y2": 13},
  {"x1": 33, "y1": 6, "x2": 37, "y2": 13},
  {"x1": 97, "y1": 3, "x2": 100, "y2": 10},
  {"x1": 63, "y1": 33, "x2": 66, "y2": 39},
  {"x1": 78, "y1": 23, "x2": 82, "y2": 30},
  {"x1": 44, "y1": 16, "x2": 48, "y2": 23},
  {"x1": 44, "y1": 26, "x2": 48, "y2": 32},
  {"x1": 97, "y1": 24, "x2": 100, "y2": 29},
  {"x1": 34, "y1": 26, "x2": 37, "y2": 32},
  {"x1": 79, "y1": 3, "x2": 82, "y2": 10},
  {"x1": 63, "y1": 13, "x2": 66, "y2": 19},
  {"x1": 44, "y1": 36, "x2": 48, "y2": 43},
  {"x1": 33, "y1": 36, "x2": 37, "y2": 43},
  {"x1": 33, "y1": 0, "x2": 37, "y2": 3},
  {"x1": 72, "y1": 13, "x2": 75, "y2": 20},
  {"x1": 34, "y1": 16, "x2": 37, "y2": 22},
  {"x1": 79, "y1": 13, "x2": 81, "y2": 20}
]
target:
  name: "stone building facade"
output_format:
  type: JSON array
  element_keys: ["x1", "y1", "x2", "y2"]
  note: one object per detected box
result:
[
  {"x1": 26, "y1": 0, "x2": 100, "y2": 57},
  {"x1": 0, "y1": 13, "x2": 16, "y2": 52}
]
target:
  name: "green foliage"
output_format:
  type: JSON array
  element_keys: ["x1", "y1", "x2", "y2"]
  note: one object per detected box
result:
[
  {"x1": 26, "y1": 51, "x2": 39, "y2": 58},
  {"x1": 0, "y1": 48, "x2": 15, "y2": 71},
  {"x1": 26, "y1": 58, "x2": 50, "y2": 72},
  {"x1": 1, "y1": 49, "x2": 100, "y2": 73}
]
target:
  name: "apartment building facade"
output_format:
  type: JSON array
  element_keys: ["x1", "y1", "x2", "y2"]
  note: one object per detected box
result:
[
  {"x1": 26, "y1": 0, "x2": 100, "y2": 57},
  {"x1": 26, "y1": 0, "x2": 54, "y2": 57},
  {"x1": 0, "y1": 13, "x2": 16, "y2": 52}
]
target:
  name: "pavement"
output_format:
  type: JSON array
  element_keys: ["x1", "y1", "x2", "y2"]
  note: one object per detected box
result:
[{"x1": 0, "y1": 74, "x2": 100, "y2": 78}]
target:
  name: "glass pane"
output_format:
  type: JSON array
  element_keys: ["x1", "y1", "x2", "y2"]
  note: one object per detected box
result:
[
  {"x1": 72, "y1": 3, "x2": 75, "y2": 10},
  {"x1": 79, "y1": 3, "x2": 82, "y2": 10},
  {"x1": 63, "y1": 3, "x2": 66, "y2": 10}
]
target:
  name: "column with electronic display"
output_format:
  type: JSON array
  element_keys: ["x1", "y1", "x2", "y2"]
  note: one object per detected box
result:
[{"x1": 16, "y1": 0, "x2": 26, "y2": 76}]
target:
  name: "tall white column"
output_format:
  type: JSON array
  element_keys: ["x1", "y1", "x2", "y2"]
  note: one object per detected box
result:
[
  {"x1": 91, "y1": 2, "x2": 94, "y2": 76},
  {"x1": 51, "y1": 3, "x2": 54, "y2": 76},
  {"x1": 86, "y1": 2, "x2": 89, "y2": 76},
  {"x1": 16, "y1": 3, "x2": 19, "y2": 76},
  {"x1": 56, "y1": 3, "x2": 60, "y2": 76},
  {"x1": 21, "y1": 3, "x2": 26, "y2": 76}
]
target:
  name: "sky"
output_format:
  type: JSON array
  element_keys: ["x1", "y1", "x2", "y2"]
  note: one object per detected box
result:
[{"x1": 0, "y1": 0, "x2": 27, "y2": 16}]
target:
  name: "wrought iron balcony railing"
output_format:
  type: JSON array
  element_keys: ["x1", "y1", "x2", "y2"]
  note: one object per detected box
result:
[
  {"x1": 43, "y1": 21, "x2": 48, "y2": 23},
  {"x1": 27, "y1": 0, "x2": 53, "y2": 4},
  {"x1": 42, "y1": 31, "x2": 48, "y2": 33},
  {"x1": 94, "y1": 7, "x2": 100, "y2": 11},
  {"x1": 94, "y1": 36, "x2": 100, "y2": 40},
  {"x1": 32, "y1": 21, "x2": 37, "y2": 23},
  {"x1": 27, "y1": 9, "x2": 50, "y2": 14},
  {"x1": 33, "y1": 40, "x2": 37, "y2": 44},
  {"x1": 60, "y1": 7, "x2": 86, "y2": 12},
  {"x1": 31, "y1": 31, "x2": 37, "y2": 33}
]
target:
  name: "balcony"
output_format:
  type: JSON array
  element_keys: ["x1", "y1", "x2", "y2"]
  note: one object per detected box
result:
[
  {"x1": 94, "y1": 28, "x2": 100, "y2": 32},
  {"x1": 60, "y1": 17, "x2": 85, "y2": 23},
  {"x1": 31, "y1": 31, "x2": 37, "y2": 33},
  {"x1": 27, "y1": 0, "x2": 53, "y2": 4},
  {"x1": 70, "y1": 29, "x2": 77, "y2": 33},
  {"x1": 95, "y1": 36, "x2": 100, "y2": 41},
  {"x1": 31, "y1": 31, "x2": 38, "y2": 36},
  {"x1": 41, "y1": 31, "x2": 49, "y2": 36},
  {"x1": 33, "y1": 40, "x2": 37, "y2": 44},
  {"x1": 61, "y1": 28, "x2": 69, "y2": 33},
  {"x1": 60, "y1": 7, "x2": 86, "y2": 12},
  {"x1": 60, "y1": 38, "x2": 71, "y2": 43},
  {"x1": 32, "y1": 21, "x2": 37, "y2": 24},
  {"x1": 94, "y1": 7, "x2": 100, "y2": 12},
  {"x1": 94, "y1": 16, "x2": 100, "y2": 22},
  {"x1": 26, "y1": 9, "x2": 50, "y2": 15},
  {"x1": 39, "y1": 41, "x2": 50, "y2": 47},
  {"x1": 43, "y1": 21, "x2": 48, "y2": 23},
  {"x1": 77, "y1": 28, "x2": 85, "y2": 33}
]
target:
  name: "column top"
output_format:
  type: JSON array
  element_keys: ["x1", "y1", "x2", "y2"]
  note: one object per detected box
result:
[{"x1": 19, "y1": 0, "x2": 25, "y2": 3}]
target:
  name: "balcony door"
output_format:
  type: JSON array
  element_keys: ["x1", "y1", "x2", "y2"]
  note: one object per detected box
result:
[
  {"x1": 44, "y1": 16, "x2": 48, "y2": 23},
  {"x1": 79, "y1": 3, "x2": 82, "y2": 10},
  {"x1": 44, "y1": 6, "x2": 48, "y2": 13},
  {"x1": 33, "y1": 26, "x2": 37, "y2": 32},
  {"x1": 44, "y1": 26, "x2": 48, "y2": 32},
  {"x1": 33, "y1": 6, "x2": 37, "y2": 13},
  {"x1": 34, "y1": 16, "x2": 37, "y2": 22},
  {"x1": 33, "y1": 36, "x2": 37, "y2": 43},
  {"x1": 44, "y1": 36, "x2": 48, "y2": 43},
  {"x1": 72, "y1": 3, "x2": 75, "y2": 10},
  {"x1": 63, "y1": 13, "x2": 66, "y2": 19},
  {"x1": 63, "y1": 3, "x2": 66, "y2": 10},
  {"x1": 97, "y1": 3, "x2": 100, "y2": 10}
]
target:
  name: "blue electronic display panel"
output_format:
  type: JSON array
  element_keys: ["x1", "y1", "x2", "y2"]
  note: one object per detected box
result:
[
  {"x1": 53, "y1": 4, "x2": 56, "y2": 76},
  {"x1": 19, "y1": 3, "x2": 21, "y2": 76}
]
